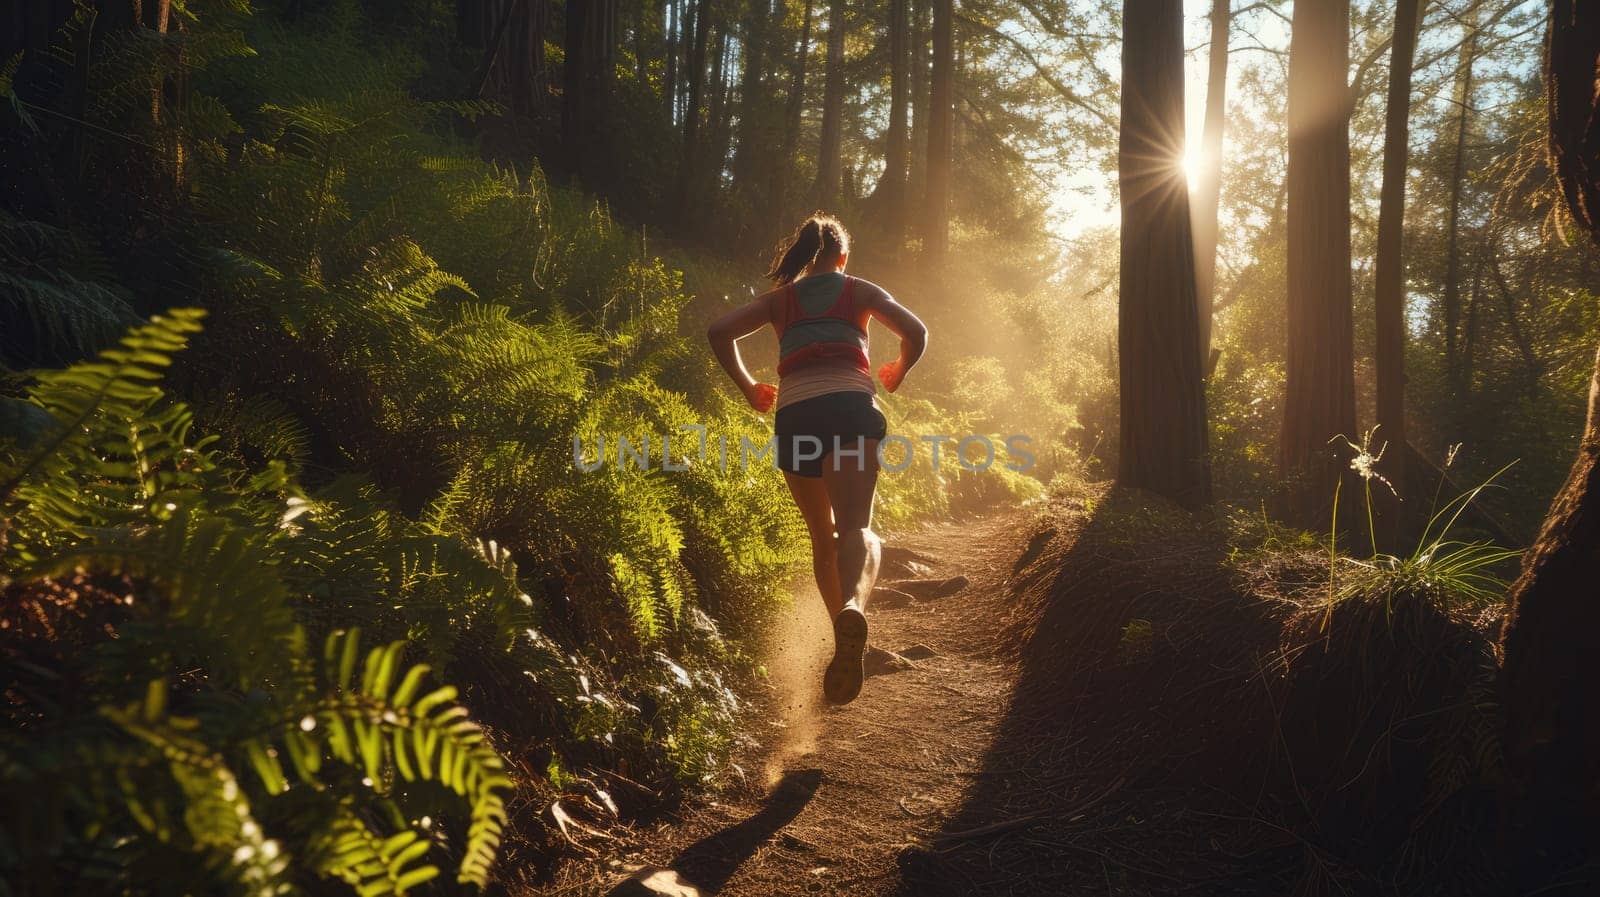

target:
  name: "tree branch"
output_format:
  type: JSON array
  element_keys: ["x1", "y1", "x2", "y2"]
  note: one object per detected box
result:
[{"x1": 956, "y1": 12, "x2": 1116, "y2": 130}]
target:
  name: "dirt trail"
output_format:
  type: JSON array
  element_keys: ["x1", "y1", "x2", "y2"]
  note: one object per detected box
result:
[{"x1": 539, "y1": 509, "x2": 1034, "y2": 897}]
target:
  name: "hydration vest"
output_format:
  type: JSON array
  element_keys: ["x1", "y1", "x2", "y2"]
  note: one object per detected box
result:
[{"x1": 774, "y1": 275, "x2": 871, "y2": 378}]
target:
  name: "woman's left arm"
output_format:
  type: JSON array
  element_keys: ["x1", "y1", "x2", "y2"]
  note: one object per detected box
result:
[
  {"x1": 707, "y1": 293, "x2": 779, "y2": 411},
  {"x1": 863, "y1": 289, "x2": 928, "y2": 393}
]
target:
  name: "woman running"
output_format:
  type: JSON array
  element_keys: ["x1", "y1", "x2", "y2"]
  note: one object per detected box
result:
[{"x1": 706, "y1": 214, "x2": 928, "y2": 705}]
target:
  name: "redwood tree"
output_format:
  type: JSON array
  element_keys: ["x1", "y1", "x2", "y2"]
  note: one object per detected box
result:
[
  {"x1": 908, "y1": 0, "x2": 930, "y2": 201},
  {"x1": 1116, "y1": 0, "x2": 1211, "y2": 509},
  {"x1": 922, "y1": 0, "x2": 953, "y2": 265},
  {"x1": 729, "y1": 0, "x2": 771, "y2": 194},
  {"x1": 1279, "y1": 0, "x2": 1355, "y2": 504},
  {"x1": 677, "y1": 0, "x2": 713, "y2": 216},
  {"x1": 772, "y1": 0, "x2": 814, "y2": 229},
  {"x1": 812, "y1": 0, "x2": 847, "y2": 208},
  {"x1": 563, "y1": 0, "x2": 615, "y2": 187},
  {"x1": 1191, "y1": 0, "x2": 1229, "y2": 362},
  {"x1": 1441, "y1": 6, "x2": 1480, "y2": 389},
  {"x1": 1372, "y1": 0, "x2": 1425, "y2": 534},
  {"x1": 1499, "y1": 0, "x2": 1600, "y2": 873},
  {"x1": 876, "y1": 0, "x2": 911, "y2": 254}
]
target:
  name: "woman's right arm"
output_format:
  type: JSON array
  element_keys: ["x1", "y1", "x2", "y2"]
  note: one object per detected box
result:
[{"x1": 707, "y1": 292, "x2": 779, "y2": 411}]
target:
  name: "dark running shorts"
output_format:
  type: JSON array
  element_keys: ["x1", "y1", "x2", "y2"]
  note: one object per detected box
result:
[{"x1": 774, "y1": 391, "x2": 888, "y2": 478}]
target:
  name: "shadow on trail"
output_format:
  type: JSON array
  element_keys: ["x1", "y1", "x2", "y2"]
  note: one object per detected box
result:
[
  {"x1": 897, "y1": 487, "x2": 1507, "y2": 896},
  {"x1": 613, "y1": 767, "x2": 823, "y2": 896},
  {"x1": 892, "y1": 489, "x2": 1288, "y2": 895}
]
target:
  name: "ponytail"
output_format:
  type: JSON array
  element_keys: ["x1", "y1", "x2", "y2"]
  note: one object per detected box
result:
[{"x1": 766, "y1": 213, "x2": 851, "y2": 285}]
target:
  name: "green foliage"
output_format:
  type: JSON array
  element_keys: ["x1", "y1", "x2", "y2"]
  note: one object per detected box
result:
[
  {"x1": 870, "y1": 391, "x2": 1045, "y2": 531},
  {"x1": 0, "y1": 212, "x2": 139, "y2": 363},
  {"x1": 1324, "y1": 438, "x2": 1523, "y2": 620},
  {"x1": 0, "y1": 1, "x2": 1066, "y2": 891},
  {"x1": 1326, "y1": 437, "x2": 1522, "y2": 617},
  {"x1": 2, "y1": 5, "x2": 823, "y2": 893},
  {"x1": 1, "y1": 315, "x2": 517, "y2": 895}
]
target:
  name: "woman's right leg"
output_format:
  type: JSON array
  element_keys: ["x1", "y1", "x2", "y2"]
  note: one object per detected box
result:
[
  {"x1": 784, "y1": 471, "x2": 843, "y2": 618},
  {"x1": 818, "y1": 439, "x2": 880, "y2": 705}
]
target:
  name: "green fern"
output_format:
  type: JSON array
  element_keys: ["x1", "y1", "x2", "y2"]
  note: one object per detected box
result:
[{"x1": 278, "y1": 629, "x2": 510, "y2": 890}]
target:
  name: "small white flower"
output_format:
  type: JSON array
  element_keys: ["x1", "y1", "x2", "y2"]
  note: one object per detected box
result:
[{"x1": 1335, "y1": 427, "x2": 1397, "y2": 496}]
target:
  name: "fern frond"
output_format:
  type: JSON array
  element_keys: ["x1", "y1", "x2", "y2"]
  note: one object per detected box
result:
[
  {"x1": 286, "y1": 630, "x2": 510, "y2": 888},
  {"x1": 102, "y1": 681, "x2": 295, "y2": 897}
]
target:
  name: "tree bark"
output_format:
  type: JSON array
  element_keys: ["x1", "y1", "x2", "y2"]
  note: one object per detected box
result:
[
  {"x1": 923, "y1": 0, "x2": 953, "y2": 265},
  {"x1": 1116, "y1": 0, "x2": 1211, "y2": 509},
  {"x1": 563, "y1": 0, "x2": 612, "y2": 183},
  {"x1": 1373, "y1": 0, "x2": 1424, "y2": 537},
  {"x1": 908, "y1": 0, "x2": 930, "y2": 201},
  {"x1": 1441, "y1": 7, "x2": 1479, "y2": 389},
  {"x1": 1191, "y1": 0, "x2": 1230, "y2": 361},
  {"x1": 880, "y1": 0, "x2": 911, "y2": 254},
  {"x1": 592, "y1": 0, "x2": 617, "y2": 184},
  {"x1": 773, "y1": 0, "x2": 814, "y2": 229},
  {"x1": 812, "y1": 0, "x2": 847, "y2": 208},
  {"x1": 707, "y1": 21, "x2": 732, "y2": 189},
  {"x1": 1488, "y1": 240, "x2": 1541, "y2": 390},
  {"x1": 665, "y1": 0, "x2": 679, "y2": 121},
  {"x1": 1462, "y1": 253, "x2": 1483, "y2": 388},
  {"x1": 730, "y1": 0, "x2": 771, "y2": 194},
  {"x1": 562, "y1": 0, "x2": 588, "y2": 177},
  {"x1": 678, "y1": 0, "x2": 713, "y2": 214},
  {"x1": 510, "y1": 0, "x2": 547, "y2": 119},
  {"x1": 1279, "y1": 0, "x2": 1355, "y2": 508},
  {"x1": 466, "y1": 0, "x2": 544, "y2": 120},
  {"x1": 1499, "y1": 1, "x2": 1600, "y2": 876}
]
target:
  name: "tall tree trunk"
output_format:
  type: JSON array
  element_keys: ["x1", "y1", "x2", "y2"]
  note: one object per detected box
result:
[
  {"x1": 1117, "y1": 0, "x2": 1211, "y2": 509},
  {"x1": 1489, "y1": 240, "x2": 1542, "y2": 391},
  {"x1": 634, "y1": 0, "x2": 648, "y2": 86},
  {"x1": 812, "y1": 0, "x2": 847, "y2": 208},
  {"x1": 563, "y1": 0, "x2": 614, "y2": 186},
  {"x1": 1279, "y1": 0, "x2": 1355, "y2": 509},
  {"x1": 1442, "y1": 8, "x2": 1479, "y2": 389},
  {"x1": 1462, "y1": 253, "x2": 1483, "y2": 387},
  {"x1": 664, "y1": 0, "x2": 679, "y2": 121},
  {"x1": 1372, "y1": 0, "x2": 1425, "y2": 539},
  {"x1": 678, "y1": 0, "x2": 712, "y2": 215},
  {"x1": 908, "y1": 0, "x2": 930, "y2": 201},
  {"x1": 509, "y1": 0, "x2": 547, "y2": 120},
  {"x1": 708, "y1": 23, "x2": 734, "y2": 191},
  {"x1": 773, "y1": 0, "x2": 814, "y2": 229},
  {"x1": 466, "y1": 0, "x2": 543, "y2": 120},
  {"x1": 562, "y1": 0, "x2": 592, "y2": 179},
  {"x1": 923, "y1": 0, "x2": 953, "y2": 265},
  {"x1": 730, "y1": 0, "x2": 771, "y2": 194},
  {"x1": 1500, "y1": 1, "x2": 1600, "y2": 879},
  {"x1": 1192, "y1": 0, "x2": 1229, "y2": 361},
  {"x1": 880, "y1": 0, "x2": 911, "y2": 254}
]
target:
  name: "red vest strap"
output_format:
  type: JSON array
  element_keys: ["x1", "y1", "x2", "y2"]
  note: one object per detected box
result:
[
  {"x1": 775, "y1": 283, "x2": 800, "y2": 335},
  {"x1": 834, "y1": 276, "x2": 857, "y2": 319},
  {"x1": 776, "y1": 276, "x2": 866, "y2": 336}
]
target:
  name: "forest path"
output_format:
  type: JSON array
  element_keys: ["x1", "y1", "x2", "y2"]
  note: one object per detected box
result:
[{"x1": 540, "y1": 507, "x2": 1040, "y2": 897}]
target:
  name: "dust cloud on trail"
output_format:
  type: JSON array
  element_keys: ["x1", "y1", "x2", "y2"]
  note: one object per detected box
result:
[{"x1": 761, "y1": 583, "x2": 833, "y2": 786}]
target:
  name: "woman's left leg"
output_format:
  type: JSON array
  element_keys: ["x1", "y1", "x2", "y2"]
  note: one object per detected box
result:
[
  {"x1": 822, "y1": 438, "x2": 882, "y2": 615},
  {"x1": 783, "y1": 471, "x2": 843, "y2": 618}
]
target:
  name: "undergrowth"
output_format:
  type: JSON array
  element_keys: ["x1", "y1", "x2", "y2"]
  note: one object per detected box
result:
[{"x1": 0, "y1": 2, "x2": 1040, "y2": 893}]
